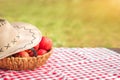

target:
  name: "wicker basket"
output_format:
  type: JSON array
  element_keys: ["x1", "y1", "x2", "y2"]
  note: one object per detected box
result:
[{"x1": 0, "y1": 49, "x2": 52, "y2": 70}]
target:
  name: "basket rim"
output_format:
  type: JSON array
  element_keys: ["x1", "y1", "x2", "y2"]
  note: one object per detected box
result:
[{"x1": 3, "y1": 48, "x2": 53, "y2": 59}]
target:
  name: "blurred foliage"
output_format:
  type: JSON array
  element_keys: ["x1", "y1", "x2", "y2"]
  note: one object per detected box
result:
[{"x1": 0, "y1": 0, "x2": 120, "y2": 47}]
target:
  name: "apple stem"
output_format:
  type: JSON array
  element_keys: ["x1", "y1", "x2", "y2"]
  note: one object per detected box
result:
[{"x1": 30, "y1": 48, "x2": 37, "y2": 57}]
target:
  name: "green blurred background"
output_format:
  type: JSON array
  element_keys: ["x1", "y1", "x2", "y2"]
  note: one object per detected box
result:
[{"x1": 0, "y1": 0, "x2": 120, "y2": 47}]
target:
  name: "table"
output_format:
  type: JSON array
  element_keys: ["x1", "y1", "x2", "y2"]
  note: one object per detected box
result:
[
  {"x1": 0, "y1": 48, "x2": 120, "y2": 80},
  {"x1": 109, "y1": 48, "x2": 120, "y2": 54}
]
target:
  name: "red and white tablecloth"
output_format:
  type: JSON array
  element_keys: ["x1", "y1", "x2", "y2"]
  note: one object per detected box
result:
[{"x1": 0, "y1": 48, "x2": 120, "y2": 80}]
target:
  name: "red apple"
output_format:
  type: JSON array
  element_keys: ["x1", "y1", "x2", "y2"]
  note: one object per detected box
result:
[
  {"x1": 29, "y1": 52, "x2": 34, "y2": 57},
  {"x1": 15, "y1": 51, "x2": 30, "y2": 57},
  {"x1": 39, "y1": 36, "x2": 52, "y2": 51},
  {"x1": 37, "y1": 49, "x2": 47, "y2": 55}
]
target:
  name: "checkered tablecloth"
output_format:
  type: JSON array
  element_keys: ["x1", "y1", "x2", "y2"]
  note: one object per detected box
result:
[{"x1": 0, "y1": 48, "x2": 120, "y2": 80}]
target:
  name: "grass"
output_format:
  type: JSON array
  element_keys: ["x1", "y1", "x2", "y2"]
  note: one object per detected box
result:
[{"x1": 0, "y1": 0, "x2": 120, "y2": 47}]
